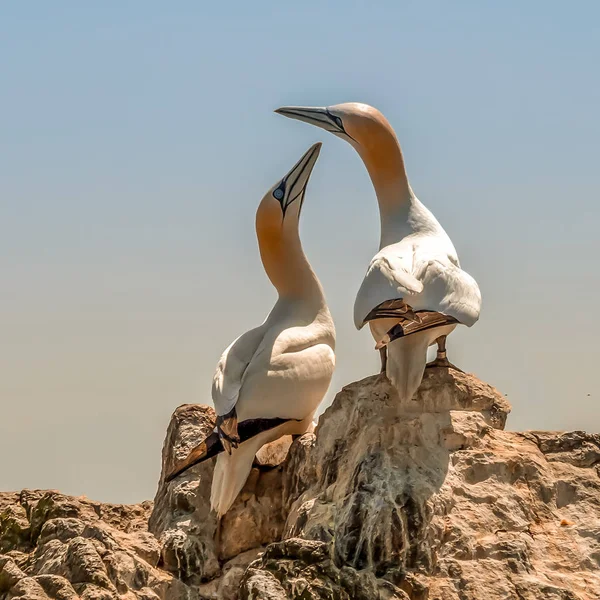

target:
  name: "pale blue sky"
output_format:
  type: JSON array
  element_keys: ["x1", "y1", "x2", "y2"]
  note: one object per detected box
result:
[{"x1": 1, "y1": 1, "x2": 598, "y2": 503}]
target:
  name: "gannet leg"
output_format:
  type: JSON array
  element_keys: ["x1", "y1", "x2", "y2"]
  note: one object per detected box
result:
[
  {"x1": 425, "y1": 335, "x2": 464, "y2": 372},
  {"x1": 379, "y1": 346, "x2": 388, "y2": 374}
]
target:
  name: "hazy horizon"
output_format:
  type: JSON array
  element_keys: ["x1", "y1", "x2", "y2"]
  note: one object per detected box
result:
[{"x1": 2, "y1": 1, "x2": 599, "y2": 504}]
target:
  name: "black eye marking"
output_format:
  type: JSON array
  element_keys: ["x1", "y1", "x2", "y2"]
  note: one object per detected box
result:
[
  {"x1": 326, "y1": 109, "x2": 344, "y2": 131},
  {"x1": 325, "y1": 109, "x2": 357, "y2": 142},
  {"x1": 273, "y1": 180, "x2": 286, "y2": 202},
  {"x1": 273, "y1": 181, "x2": 289, "y2": 217}
]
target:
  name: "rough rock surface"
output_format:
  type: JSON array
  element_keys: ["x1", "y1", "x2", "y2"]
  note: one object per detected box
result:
[
  {"x1": 147, "y1": 403, "x2": 286, "y2": 590},
  {"x1": 2, "y1": 369, "x2": 599, "y2": 599},
  {"x1": 268, "y1": 371, "x2": 600, "y2": 599},
  {"x1": 0, "y1": 490, "x2": 192, "y2": 599}
]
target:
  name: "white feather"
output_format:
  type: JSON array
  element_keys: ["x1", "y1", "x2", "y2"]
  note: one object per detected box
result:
[
  {"x1": 358, "y1": 195, "x2": 481, "y2": 401},
  {"x1": 211, "y1": 325, "x2": 266, "y2": 418},
  {"x1": 355, "y1": 196, "x2": 481, "y2": 330},
  {"x1": 210, "y1": 303, "x2": 335, "y2": 516},
  {"x1": 210, "y1": 416, "x2": 314, "y2": 517}
]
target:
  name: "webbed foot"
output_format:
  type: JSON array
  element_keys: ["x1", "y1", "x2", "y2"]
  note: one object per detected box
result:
[
  {"x1": 425, "y1": 356, "x2": 464, "y2": 372},
  {"x1": 425, "y1": 335, "x2": 464, "y2": 373}
]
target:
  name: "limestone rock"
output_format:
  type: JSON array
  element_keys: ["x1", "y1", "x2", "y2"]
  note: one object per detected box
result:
[
  {"x1": 240, "y1": 537, "x2": 409, "y2": 600},
  {"x1": 148, "y1": 403, "x2": 287, "y2": 583},
  {"x1": 0, "y1": 557, "x2": 26, "y2": 593},
  {"x1": 147, "y1": 404, "x2": 220, "y2": 584},
  {"x1": 2, "y1": 368, "x2": 599, "y2": 600},
  {"x1": 196, "y1": 548, "x2": 265, "y2": 600},
  {"x1": 34, "y1": 574, "x2": 79, "y2": 600},
  {"x1": 238, "y1": 369, "x2": 599, "y2": 599},
  {"x1": 255, "y1": 436, "x2": 294, "y2": 468},
  {"x1": 0, "y1": 491, "x2": 195, "y2": 600},
  {"x1": 0, "y1": 499, "x2": 30, "y2": 556},
  {"x1": 254, "y1": 422, "x2": 315, "y2": 469}
]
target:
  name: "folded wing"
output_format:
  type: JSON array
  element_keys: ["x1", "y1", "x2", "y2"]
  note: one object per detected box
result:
[
  {"x1": 415, "y1": 258, "x2": 481, "y2": 327},
  {"x1": 354, "y1": 249, "x2": 481, "y2": 330},
  {"x1": 354, "y1": 250, "x2": 423, "y2": 329},
  {"x1": 211, "y1": 325, "x2": 266, "y2": 451}
]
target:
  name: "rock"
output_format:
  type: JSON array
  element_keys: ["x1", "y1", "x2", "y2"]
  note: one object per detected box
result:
[
  {"x1": 34, "y1": 574, "x2": 79, "y2": 600},
  {"x1": 254, "y1": 436, "x2": 294, "y2": 468},
  {"x1": 254, "y1": 423, "x2": 315, "y2": 469},
  {"x1": 148, "y1": 404, "x2": 221, "y2": 584},
  {"x1": 0, "y1": 502, "x2": 30, "y2": 555},
  {"x1": 2, "y1": 369, "x2": 599, "y2": 599},
  {"x1": 525, "y1": 430, "x2": 600, "y2": 468},
  {"x1": 218, "y1": 466, "x2": 284, "y2": 561},
  {"x1": 196, "y1": 548, "x2": 265, "y2": 600},
  {"x1": 240, "y1": 369, "x2": 598, "y2": 599},
  {"x1": 149, "y1": 403, "x2": 287, "y2": 582},
  {"x1": 6, "y1": 576, "x2": 49, "y2": 599},
  {"x1": 0, "y1": 491, "x2": 199, "y2": 600},
  {"x1": 0, "y1": 557, "x2": 26, "y2": 593},
  {"x1": 240, "y1": 538, "x2": 409, "y2": 599}
]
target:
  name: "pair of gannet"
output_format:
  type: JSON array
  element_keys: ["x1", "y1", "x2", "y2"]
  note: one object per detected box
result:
[
  {"x1": 209, "y1": 102, "x2": 481, "y2": 516},
  {"x1": 275, "y1": 103, "x2": 481, "y2": 401},
  {"x1": 210, "y1": 143, "x2": 336, "y2": 517}
]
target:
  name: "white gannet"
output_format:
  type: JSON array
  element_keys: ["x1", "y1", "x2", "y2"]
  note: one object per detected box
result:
[
  {"x1": 210, "y1": 142, "x2": 335, "y2": 517},
  {"x1": 275, "y1": 103, "x2": 480, "y2": 401}
]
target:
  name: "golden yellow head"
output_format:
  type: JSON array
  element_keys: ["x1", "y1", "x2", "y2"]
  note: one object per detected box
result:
[
  {"x1": 256, "y1": 142, "x2": 321, "y2": 259},
  {"x1": 256, "y1": 141, "x2": 321, "y2": 231},
  {"x1": 255, "y1": 142, "x2": 322, "y2": 295},
  {"x1": 275, "y1": 102, "x2": 397, "y2": 154},
  {"x1": 275, "y1": 103, "x2": 404, "y2": 192}
]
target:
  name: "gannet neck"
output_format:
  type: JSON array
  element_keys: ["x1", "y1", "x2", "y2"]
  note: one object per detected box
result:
[
  {"x1": 256, "y1": 203, "x2": 324, "y2": 305},
  {"x1": 274, "y1": 103, "x2": 428, "y2": 247},
  {"x1": 352, "y1": 130, "x2": 416, "y2": 244},
  {"x1": 351, "y1": 128, "x2": 448, "y2": 249},
  {"x1": 358, "y1": 135, "x2": 411, "y2": 205}
]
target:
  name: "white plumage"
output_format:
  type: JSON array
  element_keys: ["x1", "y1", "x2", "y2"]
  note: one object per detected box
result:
[
  {"x1": 276, "y1": 102, "x2": 481, "y2": 402},
  {"x1": 354, "y1": 207, "x2": 481, "y2": 334},
  {"x1": 355, "y1": 196, "x2": 481, "y2": 399},
  {"x1": 210, "y1": 143, "x2": 335, "y2": 517}
]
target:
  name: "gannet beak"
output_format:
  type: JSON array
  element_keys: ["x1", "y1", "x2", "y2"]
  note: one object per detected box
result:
[
  {"x1": 273, "y1": 142, "x2": 321, "y2": 216},
  {"x1": 285, "y1": 141, "x2": 321, "y2": 193},
  {"x1": 275, "y1": 106, "x2": 346, "y2": 137}
]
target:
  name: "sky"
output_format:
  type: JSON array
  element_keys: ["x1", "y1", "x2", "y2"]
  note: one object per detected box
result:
[{"x1": 1, "y1": 1, "x2": 599, "y2": 504}]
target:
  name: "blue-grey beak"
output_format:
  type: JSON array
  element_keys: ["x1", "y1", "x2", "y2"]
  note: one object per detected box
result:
[
  {"x1": 275, "y1": 106, "x2": 347, "y2": 136},
  {"x1": 273, "y1": 142, "x2": 322, "y2": 216}
]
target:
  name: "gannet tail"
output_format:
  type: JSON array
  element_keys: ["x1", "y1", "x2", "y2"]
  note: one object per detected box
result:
[
  {"x1": 385, "y1": 332, "x2": 431, "y2": 402},
  {"x1": 210, "y1": 442, "x2": 257, "y2": 518},
  {"x1": 210, "y1": 422, "x2": 294, "y2": 518}
]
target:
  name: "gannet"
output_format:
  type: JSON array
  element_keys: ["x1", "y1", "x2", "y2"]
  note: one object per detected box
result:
[
  {"x1": 210, "y1": 142, "x2": 335, "y2": 517},
  {"x1": 275, "y1": 103, "x2": 480, "y2": 401}
]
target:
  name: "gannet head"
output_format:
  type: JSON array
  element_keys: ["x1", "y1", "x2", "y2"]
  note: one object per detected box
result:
[
  {"x1": 275, "y1": 103, "x2": 395, "y2": 153},
  {"x1": 275, "y1": 103, "x2": 410, "y2": 199},
  {"x1": 256, "y1": 142, "x2": 323, "y2": 296},
  {"x1": 261, "y1": 142, "x2": 322, "y2": 221}
]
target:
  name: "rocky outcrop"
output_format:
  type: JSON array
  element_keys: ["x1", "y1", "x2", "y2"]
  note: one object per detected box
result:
[
  {"x1": 0, "y1": 490, "x2": 193, "y2": 599},
  {"x1": 2, "y1": 369, "x2": 599, "y2": 599},
  {"x1": 265, "y1": 371, "x2": 600, "y2": 599},
  {"x1": 148, "y1": 404, "x2": 288, "y2": 598}
]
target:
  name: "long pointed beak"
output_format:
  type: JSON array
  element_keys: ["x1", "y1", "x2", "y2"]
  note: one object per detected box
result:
[
  {"x1": 272, "y1": 142, "x2": 321, "y2": 217},
  {"x1": 284, "y1": 142, "x2": 321, "y2": 201},
  {"x1": 275, "y1": 105, "x2": 352, "y2": 141},
  {"x1": 275, "y1": 106, "x2": 332, "y2": 130}
]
